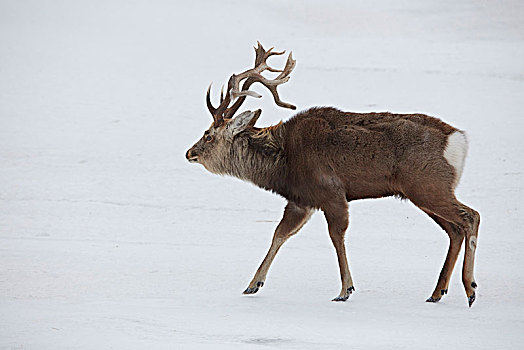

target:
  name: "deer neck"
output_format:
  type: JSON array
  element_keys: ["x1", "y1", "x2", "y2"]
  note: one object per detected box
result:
[{"x1": 228, "y1": 124, "x2": 287, "y2": 192}]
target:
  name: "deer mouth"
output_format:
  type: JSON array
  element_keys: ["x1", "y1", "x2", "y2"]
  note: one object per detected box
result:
[{"x1": 188, "y1": 156, "x2": 199, "y2": 163}]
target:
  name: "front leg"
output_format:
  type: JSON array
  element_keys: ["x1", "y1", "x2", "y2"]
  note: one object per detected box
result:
[
  {"x1": 323, "y1": 201, "x2": 355, "y2": 302},
  {"x1": 243, "y1": 201, "x2": 313, "y2": 295}
]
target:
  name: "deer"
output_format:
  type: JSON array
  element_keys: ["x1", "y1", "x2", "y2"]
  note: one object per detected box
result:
[{"x1": 185, "y1": 42, "x2": 480, "y2": 307}]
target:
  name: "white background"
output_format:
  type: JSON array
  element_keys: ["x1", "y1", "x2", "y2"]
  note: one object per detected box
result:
[{"x1": 1, "y1": 0, "x2": 523, "y2": 348}]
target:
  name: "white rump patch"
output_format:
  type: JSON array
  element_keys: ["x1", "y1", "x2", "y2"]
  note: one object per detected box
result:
[{"x1": 444, "y1": 131, "x2": 468, "y2": 188}]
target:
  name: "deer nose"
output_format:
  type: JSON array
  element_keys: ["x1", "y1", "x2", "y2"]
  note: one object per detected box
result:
[{"x1": 186, "y1": 149, "x2": 199, "y2": 163}]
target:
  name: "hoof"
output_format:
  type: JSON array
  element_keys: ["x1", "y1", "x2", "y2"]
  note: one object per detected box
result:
[
  {"x1": 332, "y1": 286, "x2": 355, "y2": 302},
  {"x1": 468, "y1": 292, "x2": 476, "y2": 307},
  {"x1": 243, "y1": 287, "x2": 259, "y2": 295},
  {"x1": 243, "y1": 281, "x2": 264, "y2": 295},
  {"x1": 426, "y1": 296, "x2": 441, "y2": 303},
  {"x1": 471, "y1": 281, "x2": 477, "y2": 289},
  {"x1": 332, "y1": 296, "x2": 348, "y2": 302},
  {"x1": 440, "y1": 289, "x2": 448, "y2": 296}
]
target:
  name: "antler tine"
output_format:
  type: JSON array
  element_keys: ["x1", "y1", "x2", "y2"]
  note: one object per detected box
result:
[
  {"x1": 275, "y1": 51, "x2": 296, "y2": 80},
  {"x1": 265, "y1": 48, "x2": 286, "y2": 60},
  {"x1": 213, "y1": 76, "x2": 233, "y2": 122},
  {"x1": 206, "y1": 83, "x2": 217, "y2": 115},
  {"x1": 264, "y1": 47, "x2": 286, "y2": 59},
  {"x1": 207, "y1": 82, "x2": 232, "y2": 127},
  {"x1": 265, "y1": 80, "x2": 296, "y2": 110},
  {"x1": 254, "y1": 41, "x2": 266, "y2": 67}
]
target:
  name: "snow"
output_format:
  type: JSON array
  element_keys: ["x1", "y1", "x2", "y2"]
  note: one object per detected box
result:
[{"x1": 1, "y1": 0, "x2": 523, "y2": 348}]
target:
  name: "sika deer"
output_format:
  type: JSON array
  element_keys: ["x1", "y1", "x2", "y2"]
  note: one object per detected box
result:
[{"x1": 185, "y1": 42, "x2": 480, "y2": 307}]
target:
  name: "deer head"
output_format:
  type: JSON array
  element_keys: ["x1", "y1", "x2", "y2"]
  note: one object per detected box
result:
[{"x1": 185, "y1": 42, "x2": 296, "y2": 174}]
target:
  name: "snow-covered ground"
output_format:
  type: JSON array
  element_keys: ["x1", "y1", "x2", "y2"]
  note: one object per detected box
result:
[{"x1": 1, "y1": 0, "x2": 523, "y2": 348}]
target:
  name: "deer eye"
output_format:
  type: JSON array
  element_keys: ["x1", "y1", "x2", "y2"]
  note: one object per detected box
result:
[{"x1": 205, "y1": 134, "x2": 213, "y2": 142}]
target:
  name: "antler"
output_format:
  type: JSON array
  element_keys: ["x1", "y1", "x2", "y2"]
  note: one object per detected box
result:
[{"x1": 206, "y1": 42, "x2": 296, "y2": 127}]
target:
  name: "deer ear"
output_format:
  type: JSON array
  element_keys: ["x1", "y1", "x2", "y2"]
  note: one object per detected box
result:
[{"x1": 227, "y1": 109, "x2": 262, "y2": 137}]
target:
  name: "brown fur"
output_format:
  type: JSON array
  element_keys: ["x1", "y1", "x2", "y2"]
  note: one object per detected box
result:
[{"x1": 186, "y1": 105, "x2": 480, "y2": 306}]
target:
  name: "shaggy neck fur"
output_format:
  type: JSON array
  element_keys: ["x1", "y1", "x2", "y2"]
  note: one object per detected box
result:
[{"x1": 226, "y1": 124, "x2": 288, "y2": 195}]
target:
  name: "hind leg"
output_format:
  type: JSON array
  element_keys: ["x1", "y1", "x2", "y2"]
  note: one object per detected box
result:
[
  {"x1": 408, "y1": 191, "x2": 480, "y2": 306},
  {"x1": 421, "y1": 210, "x2": 464, "y2": 302}
]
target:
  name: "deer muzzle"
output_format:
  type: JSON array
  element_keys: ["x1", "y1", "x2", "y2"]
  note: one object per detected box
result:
[{"x1": 185, "y1": 149, "x2": 199, "y2": 163}]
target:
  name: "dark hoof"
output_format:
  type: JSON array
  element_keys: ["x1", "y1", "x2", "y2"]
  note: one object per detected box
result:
[
  {"x1": 332, "y1": 296, "x2": 349, "y2": 302},
  {"x1": 332, "y1": 286, "x2": 354, "y2": 302},
  {"x1": 243, "y1": 281, "x2": 264, "y2": 295},
  {"x1": 243, "y1": 287, "x2": 259, "y2": 295},
  {"x1": 471, "y1": 281, "x2": 477, "y2": 289},
  {"x1": 426, "y1": 296, "x2": 441, "y2": 303},
  {"x1": 468, "y1": 292, "x2": 476, "y2": 307},
  {"x1": 440, "y1": 289, "x2": 448, "y2": 296}
]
